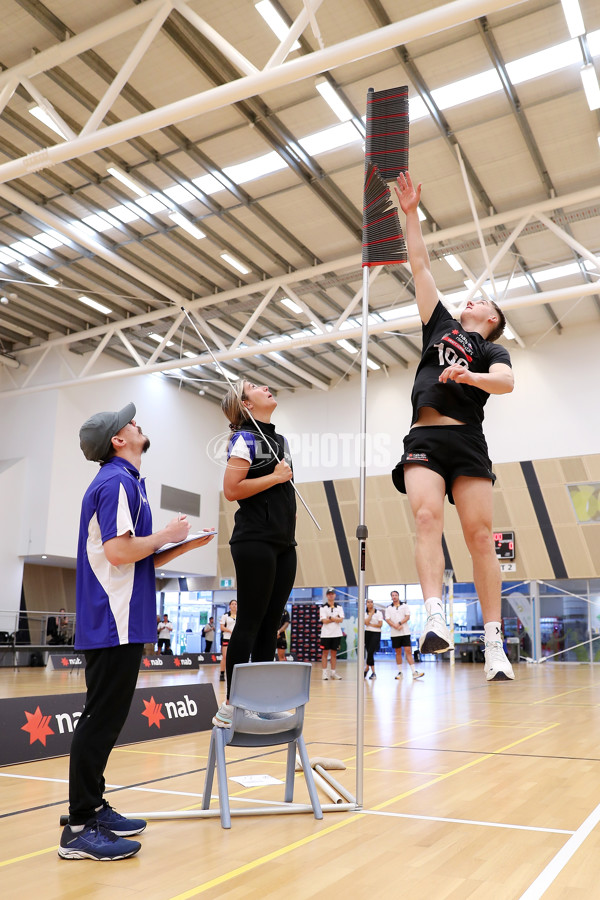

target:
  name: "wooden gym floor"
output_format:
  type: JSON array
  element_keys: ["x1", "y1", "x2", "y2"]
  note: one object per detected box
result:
[{"x1": 1, "y1": 659, "x2": 600, "y2": 899}]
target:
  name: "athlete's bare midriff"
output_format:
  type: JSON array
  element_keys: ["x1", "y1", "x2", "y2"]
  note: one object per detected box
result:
[{"x1": 412, "y1": 406, "x2": 466, "y2": 427}]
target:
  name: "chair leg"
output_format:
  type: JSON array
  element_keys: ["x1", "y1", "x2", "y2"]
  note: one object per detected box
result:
[
  {"x1": 214, "y1": 728, "x2": 232, "y2": 829},
  {"x1": 297, "y1": 735, "x2": 323, "y2": 820},
  {"x1": 284, "y1": 741, "x2": 296, "y2": 803},
  {"x1": 202, "y1": 730, "x2": 217, "y2": 810}
]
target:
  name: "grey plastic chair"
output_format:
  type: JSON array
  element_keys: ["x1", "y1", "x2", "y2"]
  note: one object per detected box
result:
[{"x1": 202, "y1": 661, "x2": 323, "y2": 828}]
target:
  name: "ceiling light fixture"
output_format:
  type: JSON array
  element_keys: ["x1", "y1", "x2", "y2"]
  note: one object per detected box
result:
[
  {"x1": 444, "y1": 254, "x2": 463, "y2": 272},
  {"x1": 220, "y1": 252, "x2": 250, "y2": 274},
  {"x1": 106, "y1": 165, "x2": 147, "y2": 197},
  {"x1": 28, "y1": 105, "x2": 68, "y2": 138},
  {"x1": 560, "y1": 0, "x2": 586, "y2": 38},
  {"x1": 169, "y1": 212, "x2": 205, "y2": 240},
  {"x1": 79, "y1": 295, "x2": 112, "y2": 315},
  {"x1": 148, "y1": 332, "x2": 174, "y2": 347},
  {"x1": 581, "y1": 64, "x2": 600, "y2": 110},
  {"x1": 316, "y1": 77, "x2": 353, "y2": 122},
  {"x1": 366, "y1": 358, "x2": 381, "y2": 371},
  {"x1": 280, "y1": 297, "x2": 303, "y2": 314},
  {"x1": 19, "y1": 263, "x2": 59, "y2": 286},
  {"x1": 255, "y1": 0, "x2": 300, "y2": 49},
  {"x1": 337, "y1": 338, "x2": 358, "y2": 354}
]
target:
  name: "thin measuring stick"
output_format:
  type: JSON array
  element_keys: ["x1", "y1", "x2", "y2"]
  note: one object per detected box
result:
[{"x1": 180, "y1": 306, "x2": 321, "y2": 530}]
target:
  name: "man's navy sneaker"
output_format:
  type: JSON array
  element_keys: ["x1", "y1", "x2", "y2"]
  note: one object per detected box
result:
[
  {"x1": 96, "y1": 801, "x2": 147, "y2": 836},
  {"x1": 58, "y1": 821, "x2": 141, "y2": 860}
]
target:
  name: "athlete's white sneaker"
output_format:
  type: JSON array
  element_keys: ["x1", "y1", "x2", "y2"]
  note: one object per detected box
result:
[
  {"x1": 330, "y1": 671, "x2": 342, "y2": 680},
  {"x1": 412, "y1": 670, "x2": 424, "y2": 679},
  {"x1": 395, "y1": 671, "x2": 403, "y2": 680},
  {"x1": 419, "y1": 613, "x2": 454, "y2": 654},
  {"x1": 322, "y1": 670, "x2": 330, "y2": 681},
  {"x1": 484, "y1": 641, "x2": 515, "y2": 682}
]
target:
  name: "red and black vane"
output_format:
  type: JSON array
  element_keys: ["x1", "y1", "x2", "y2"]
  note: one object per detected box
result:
[
  {"x1": 362, "y1": 164, "x2": 407, "y2": 267},
  {"x1": 364, "y1": 85, "x2": 409, "y2": 182},
  {"x1": 362, "y1": 86, "x2": 409, "y2": 267}
]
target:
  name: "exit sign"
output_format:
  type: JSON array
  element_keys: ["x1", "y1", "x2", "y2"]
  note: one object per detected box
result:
[{"x1": 219, "y1": 578, "x2": 234, "y2": 588}]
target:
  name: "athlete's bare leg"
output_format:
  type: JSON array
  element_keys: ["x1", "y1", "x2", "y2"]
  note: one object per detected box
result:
[
  {"x1": 452, "y1": 475, "x2": 501, "y2": 623},
  {"x1": 404, "y1": 464, "x2": 446, "y2": 599}
]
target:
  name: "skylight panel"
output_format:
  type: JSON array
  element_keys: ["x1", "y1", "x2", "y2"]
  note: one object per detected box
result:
[
  {"x1": 0, "y1": 248, "x2": 15, "y2": 265},
  {"x1": 134, "y1": 194, "x2": 166, "y2": 214},
  {"x1": 10, "y1": 240, "x2": 39, "y2": 258},
  {"x1": 224, "y1": 151, "x2": 287, "y2": 185},
  {"x1": 192, "y1": 174, "x2": 224, "y2": 195},
  {"x1": 82, "y1": 214, "x2": 113, "y2": 232},
  {"x1": 108, "y1": 205, "x2": 140, "y2": 224},
  {"x1": 299, "y1": 121, "x2": 360, "y2": 156},
  {"x1": 380, "y1": 304, "x2": 419, "y2": 320},
  {"x1": 163, "y1": 183, "x2": 196, "y2": 204},
  {"x1": 506, "y1": 40, "x2": 580, "y2": 84},
  {"x1": 533, "y1": 261, "x2": 583, "y2": 282},
  {"x1": 588, "y1": 29, "x2": 600, "y2": 56},
  {"x1": 432, "y1": 69, "x2": 503, "y2": 111},
  {"x1": 34, "y1": 231, "x2": 67, "y2": 248},
  {"x1": 408, "y1": 96, "x2": 428, "y2": 121}
]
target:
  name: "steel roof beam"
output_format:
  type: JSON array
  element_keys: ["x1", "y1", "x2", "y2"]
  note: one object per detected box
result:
[{"x1": 0, "y1": 0, "x2": 528, "y2": 184}]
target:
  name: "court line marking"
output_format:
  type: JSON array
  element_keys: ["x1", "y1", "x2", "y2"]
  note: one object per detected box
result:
[
  {"x1": 533, "y1": 687, "x2": 595, "y2": 704},
  {"x1": 0, "y1": 722, "x2": 562, "y2": 877},
  {"x1": 166, "y1": 722, "x2": 560, "y2": 899},
  {"x1": 359, "y1": 809, "x2": 574, "y2": 835},
  {"x1": 518, "y1": 799, "x2": 600, "y2": 900}
]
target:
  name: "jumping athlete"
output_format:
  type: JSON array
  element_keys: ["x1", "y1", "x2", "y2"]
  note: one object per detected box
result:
[
  {"x1": 392, "y1": 172, "x2": 515, "y2": 683},
  {"x1": 213, "y1": 381, "x2": 296, "y2": 726}
]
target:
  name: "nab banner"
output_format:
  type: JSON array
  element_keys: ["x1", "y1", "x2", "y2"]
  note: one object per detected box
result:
[
  {"x1": 139, "y1": 653, "x2": 200, "y2": 672},
  {"x1": 0, "y1": 682, "x2": 218, "y2": 767},
  {"x1": 49, "y1": 654, "x2": 85, "y2": 669}
]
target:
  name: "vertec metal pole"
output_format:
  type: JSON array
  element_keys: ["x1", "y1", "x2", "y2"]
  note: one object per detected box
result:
[{"x1": 355, "y1": 264, "x2": 370, "y2": 808}]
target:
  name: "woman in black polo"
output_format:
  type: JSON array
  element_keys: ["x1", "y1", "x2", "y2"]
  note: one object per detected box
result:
[{"x1": 213, "y1": 381, "x2": 296, "y2": 727}]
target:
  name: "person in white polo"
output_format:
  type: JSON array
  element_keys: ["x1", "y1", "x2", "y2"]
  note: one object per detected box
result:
[
  {"x1": 385, "y1": 590, "x2": 424, "y2": 680},
  {"x1": 320, "y1": 588, "x2": 344, "y2": 681}
]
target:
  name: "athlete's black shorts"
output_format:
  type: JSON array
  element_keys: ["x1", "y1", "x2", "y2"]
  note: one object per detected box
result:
[
  {"x1": 391, "y1": 635, "x2": 412, "y2": 649},
  {"x1": 321, "y1": 636, "x2": 341, "y2": 651},
  {"x1": 391, "y1": 424, "x2": 495, "y2": 505},
  {"x1": 276, "y1": 636, "x2": 288, "y2": 649}
]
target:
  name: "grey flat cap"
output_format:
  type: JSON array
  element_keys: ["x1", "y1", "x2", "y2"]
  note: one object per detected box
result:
[{"x1": 79, "y1": 402, "x2": 136, "y2": 462}]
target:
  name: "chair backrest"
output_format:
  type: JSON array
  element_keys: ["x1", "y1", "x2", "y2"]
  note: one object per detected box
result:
[{"x1": 229, "y1": 662, "x2": 312, "y2": 714}]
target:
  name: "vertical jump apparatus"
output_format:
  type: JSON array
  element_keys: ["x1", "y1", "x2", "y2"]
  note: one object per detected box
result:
[{"x1": 356, "y1": 86, "x2": 409, "y2": 805}]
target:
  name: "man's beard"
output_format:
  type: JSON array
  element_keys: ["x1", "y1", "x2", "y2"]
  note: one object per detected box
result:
[{"x1": 141, "y1": 435, "x2": 151, "y2": 454}]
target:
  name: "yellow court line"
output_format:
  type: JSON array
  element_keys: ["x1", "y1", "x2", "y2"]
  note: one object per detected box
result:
[
  {"x1": 167, "y1": 721, "x2": 560, "y2": 899},
  {"x1": 533, "y1": 687, "x2": 596, "y2": 704},
  {"x1": 341, "y1": 719, "x2": 481, "y2": 764},
  {"x1": 0, "y1": 846, "x2": 57, "y2": 868},
  {"x1": 370, "y1": 723, "x2": 561, "y2": 813},
  {"x1": 169, "y1": 814, "x2": 364, "y2": 899}
]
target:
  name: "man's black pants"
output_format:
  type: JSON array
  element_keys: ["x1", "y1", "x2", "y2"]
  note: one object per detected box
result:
[{"x1": 68, "y1": 643, "x2": 143, "y2": 825}]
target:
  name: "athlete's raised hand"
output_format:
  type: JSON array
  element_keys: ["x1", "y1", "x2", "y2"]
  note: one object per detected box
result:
[{"x1": 394, "y1": 171, "x2": 421, "y2": 215}]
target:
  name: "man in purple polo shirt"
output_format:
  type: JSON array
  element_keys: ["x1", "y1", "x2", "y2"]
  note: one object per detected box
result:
[{"x1": 59, "y1": 402, "x2": 214, "y2": 861}]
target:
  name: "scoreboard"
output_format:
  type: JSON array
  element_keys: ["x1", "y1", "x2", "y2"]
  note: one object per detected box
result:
[{"x1": 494, "y1": 531, "x2": 515, "y2": 560}]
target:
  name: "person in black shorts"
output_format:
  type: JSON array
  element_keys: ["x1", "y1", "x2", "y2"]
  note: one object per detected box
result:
[
  {"x1": 392, "y1": 172, "x2": 515, "y2": 683},
  {"x1": 276, "y1": 607, "x2": 290, "y2": 661}
]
